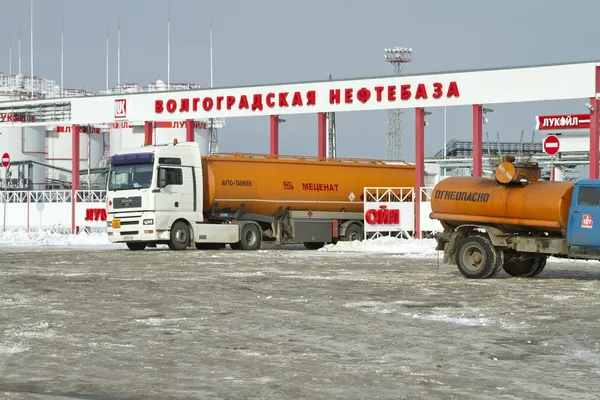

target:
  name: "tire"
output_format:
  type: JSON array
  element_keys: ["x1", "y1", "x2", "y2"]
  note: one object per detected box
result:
[
  {"x1": 529, "y1": 256, "x2": 547, "y2": 277},
  {"x1": 455, "y1": 235, "x2": 502, "y2": 279},
  {"x1": 504, "y1": 255, "x2": 547, "y2": 277},
  {"x1": 488, "y1": 250, "x2": 505, "y2": 278},
  {"x1": 168, "y1": 220, "x2": 190, "y2": 250},
  {"x1": 126, "y1": 242, "x2": 146, "y2": 251},
  {"x1": 236, "y1": 223, "x2": 262, "y2": 250},
  {"x1": 304, "y1": 242, "x2": 325, "y2": 250},
  {"x1": 342, "y1": 223, "x2": 364, "y2": 242}
]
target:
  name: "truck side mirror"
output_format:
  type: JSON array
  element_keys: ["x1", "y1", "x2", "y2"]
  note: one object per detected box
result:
[{"x1": 158, "y1": 167, "x2": 167, "y2": 188}]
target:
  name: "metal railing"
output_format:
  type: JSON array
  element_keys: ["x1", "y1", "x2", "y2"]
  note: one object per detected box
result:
[{"x1": 0, "y1": 190, "x2": 106, "y2": 204}]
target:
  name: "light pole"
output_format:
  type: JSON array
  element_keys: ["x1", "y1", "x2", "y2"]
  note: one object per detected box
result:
[{"x1": 383, "y1": 47, "x2": 412, "y2": 160}]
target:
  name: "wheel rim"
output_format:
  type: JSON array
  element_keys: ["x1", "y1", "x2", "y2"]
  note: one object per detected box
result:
[
  {"x1": 349, "y1": 231, "x2": 359, "y2": 241},
  {"x1": 175, "y1": 229, "x2": 187, "y2": 244},
  {"x1": 461, "y1": 245, "x2": 486, "y2": 273},
  {"x1": 245, "y1": 229, "x2": 256, "y2": 246}
]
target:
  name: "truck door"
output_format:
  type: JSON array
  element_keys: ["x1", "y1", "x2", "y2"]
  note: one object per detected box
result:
[
  {"x1": 155, "y1": 166, "x2": 195, "y2": 215},
  {"x1": 566, "y1": 184, "x2": 600, "y2": 247}
]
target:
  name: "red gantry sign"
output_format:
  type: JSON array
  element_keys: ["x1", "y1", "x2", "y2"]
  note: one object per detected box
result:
[{"x1": 535, "y1": 113, "x2": 591, "y2": 130}]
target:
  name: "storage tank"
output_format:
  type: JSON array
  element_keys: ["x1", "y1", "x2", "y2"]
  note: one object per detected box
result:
[
  {"x1": 46, "y1": 125, "x2": 104, "y2": 185},
  {"x1": 0, "y1": 125, "x2": 46, "y2": 189},
  {"x1": 109, "y1": 121, "x2": 210, "y2": 156},
  {"x1": 201, "y1": 155, "x2": 416, "y2": 215},
  {"x1": 430, "y1": 176, "x2": 574, "y2": 235}
]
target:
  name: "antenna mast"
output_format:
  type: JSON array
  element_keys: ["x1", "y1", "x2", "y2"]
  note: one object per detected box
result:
[
  {"x1": 167, "y1": 1, "x2": 171, "y2": 88},
  {"x1": 105, "y1": 23, "x2": 109, "y2": 91},
  {"x1": 9, "y1": 34, "x2": 11, "y2": 76},
  {"x1": 210, "y1": 14, "x2": 213, "y2": 88},
  {"x1": 208, "y1": 13, "x2": 218, "y2": 154},
  {"x1": 117, "y1": 17, "x2": 120, "y2": 86},
  {"x1": 61, "y1": 16, "x2": 64, "y2": 94},
  {"x1": 18, "y1": 25, "x2": 21, "y2": 75},
  {"x1": 30, "y1": 0, "x2": 33, "y2": 97}
]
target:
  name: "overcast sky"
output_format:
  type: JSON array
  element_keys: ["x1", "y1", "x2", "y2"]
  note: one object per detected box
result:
[{"x1": 1, "y1": 0, "x2": 599, "y2": 161}]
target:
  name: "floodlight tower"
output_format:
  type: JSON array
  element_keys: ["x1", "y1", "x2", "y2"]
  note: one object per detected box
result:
[
  {"x1": 326, "y1": 74, "x2": 337, "y2": 158},
  {"x1": 383, "y1": 47, "x2": 412, "y2": 160}
]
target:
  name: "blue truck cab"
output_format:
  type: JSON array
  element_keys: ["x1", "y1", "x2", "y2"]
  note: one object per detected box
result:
[{"x1": 566, "y1": 179, "x2": 600, "y2": 248}]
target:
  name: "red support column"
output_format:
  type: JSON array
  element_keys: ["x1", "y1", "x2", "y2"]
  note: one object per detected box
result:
[
  {"x1": 472, "y1": 104, "x2": 483, "y2": 177},
  {"x1": 414, "y1": 108, "x2": 425, "y2": 239},
  {"x1": 317, "y1": 112, "x2": 327, "y2": 158},
  {"x1": 71, "y1": 124, "x2": 80, "y2": 234},
  {"x1": 589, "y1": 66, "x2": 600, "y2": 179},
  {"x1": 144, "y1": 121, "x2": 153, "y2": 145},
  {"x1": 185, "y1": 119, "x2": 194, "y2": 142},
  {"x1": 270, "y1": 115, "x2": 279, "y2": 156}
]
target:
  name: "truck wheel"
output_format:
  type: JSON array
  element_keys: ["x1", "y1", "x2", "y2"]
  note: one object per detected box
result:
[
  {"x1": 238, "y1": 223, "x2": 261, "y2": 250},
  {"x1": 168, "y1": 221, "x2": 190, "y2": 250},
  {"x1": 126, "y1": 242, "x2": 146, "y2": 251},
  {"x1": 342, "y1": 223, "x2": 363, "y2": 242},
  {"x1": 455, "y1": 235, "x2": 502, "y2": 279},
  {"x1": 504, "y1": 255, "x2": 546, "y2": 277},
  {"x1": 529, "y1": 256, "x2": 547, "y2": 277}
]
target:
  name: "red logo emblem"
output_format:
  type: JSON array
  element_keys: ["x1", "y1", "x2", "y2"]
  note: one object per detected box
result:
[
  {"x1": 365, "y1": 205, "x2": 400, "y2": 225},
  {"x1": 283, "y1": 181, "x2": 294, "y2": 190},
  {"x1": 114, "y1": 99, "x2": 127, "y2": 119},
  {"x1": 85, "y1": 208, "x2": 107, "y2": 221},
  {"x1": 582, "y1": 214, "x2": 593, "y2": 229}
]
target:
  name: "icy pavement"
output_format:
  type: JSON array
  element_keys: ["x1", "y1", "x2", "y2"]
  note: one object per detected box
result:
[{"x1": 1, "y1": 247, "x2": 600, "y2": 399}]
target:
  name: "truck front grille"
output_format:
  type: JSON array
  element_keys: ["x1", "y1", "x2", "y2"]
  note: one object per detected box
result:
[{"x1": 113, "y1": 196, "x2": 142, "y2": 209}]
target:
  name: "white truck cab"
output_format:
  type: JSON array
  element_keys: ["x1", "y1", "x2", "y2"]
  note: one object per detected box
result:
[{"x1": 106, "y1": 141, "x2": 243, "y2": 250}]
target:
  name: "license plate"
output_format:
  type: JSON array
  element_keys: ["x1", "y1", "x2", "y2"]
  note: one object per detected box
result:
[
  {"x1": 123, "y1": 236, "x2": 133, "y2": 240},
  {"x1": 113, "y1": 219, "x2": 121, "y2": 228}
]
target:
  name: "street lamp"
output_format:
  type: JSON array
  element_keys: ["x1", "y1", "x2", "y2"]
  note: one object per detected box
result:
[{"x1": 424, "y1": 110, "x2": 432, "y2": 127}]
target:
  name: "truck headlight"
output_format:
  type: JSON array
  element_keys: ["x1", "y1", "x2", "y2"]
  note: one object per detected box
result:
[{"x1": 143, "y1": 219, "x2": 154, "y2": 225}]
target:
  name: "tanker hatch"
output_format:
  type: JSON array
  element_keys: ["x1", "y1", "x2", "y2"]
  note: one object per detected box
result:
[{"x1": 494, "y1": 155, "x2": 541, "y2": 185}]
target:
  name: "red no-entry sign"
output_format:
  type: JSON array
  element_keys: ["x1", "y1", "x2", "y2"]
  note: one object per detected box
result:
[
  {"x1": 543, "y1": 135, "x2": 560, "y2": 156},
  {"x1": 1, "y1": 153, "x2": 9, "y2": 168}
]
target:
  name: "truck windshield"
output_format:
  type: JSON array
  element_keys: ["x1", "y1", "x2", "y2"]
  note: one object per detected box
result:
[{"x1": 108, "y1": 163, "x2": 154, "y2": 191}]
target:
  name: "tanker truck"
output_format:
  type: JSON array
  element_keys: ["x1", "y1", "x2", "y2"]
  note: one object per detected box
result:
[
  {"x1": 430, "y1": 155, "x2": 600, "y2": 279},
  {"x1": 105, "y1": 141, "x2": 415, "y2": 251}
]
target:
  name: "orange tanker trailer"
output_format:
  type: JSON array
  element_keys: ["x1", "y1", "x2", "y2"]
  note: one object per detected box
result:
[
  {"x1": 198, "y1": 151, "x2": 415, "y2": 249},
  {"x1": 202, "y1": 153, "x2": 416, "y2": 216},
  {"x1": 429, "y1": 155, "x2": 600, "y2": 280}
]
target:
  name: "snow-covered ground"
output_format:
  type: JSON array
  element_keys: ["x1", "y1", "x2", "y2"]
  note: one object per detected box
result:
[
  {"x1": 0, "y1": 228, "x2": 117, "y2": 248},
  {"x1": 320, "y1": 236, "x2": 438, "y2": 258},
  {"x1": 0, "y1": 228, "x2": 593, "y2": 264}
]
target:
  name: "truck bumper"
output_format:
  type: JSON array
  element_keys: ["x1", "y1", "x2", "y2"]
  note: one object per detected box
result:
[{"x1": 107, "y1": 213, "x2": 169, "y2": 243}]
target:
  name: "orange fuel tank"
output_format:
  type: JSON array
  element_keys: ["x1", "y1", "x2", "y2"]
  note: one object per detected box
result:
[
  {"x1": 429, "y1": 176, "x2": 575, "y2": 235},
  {"x1": 201, "y1": 153, "x2": 415, "y2": 216}
]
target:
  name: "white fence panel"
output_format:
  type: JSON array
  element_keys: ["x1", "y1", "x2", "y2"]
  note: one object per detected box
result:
[
  {"x1": 76, "y1": 202, "x2": 108, "y2": 228},
  {"x1": 420, "y1": 202, "x2": 443, "y2": 233},
  {"x1": 29, "y1": 202, "x2": 72, "y2": 229},
  {"x1": 0, "y1": 190, "x2": 108, "y2": 232}
]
